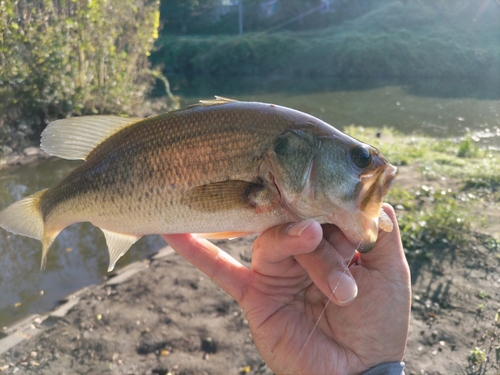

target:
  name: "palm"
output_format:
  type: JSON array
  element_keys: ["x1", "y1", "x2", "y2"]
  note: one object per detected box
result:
[
  {"x1": 241, "y1": 242, "x2": 409, "y2": 374},
  {"x1": 162, "y1": 205, "x2": 410, "y2": 375}
]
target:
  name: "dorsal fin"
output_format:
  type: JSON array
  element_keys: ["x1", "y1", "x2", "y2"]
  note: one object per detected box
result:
[
  {"x1": 197, "y1": 96, "x2": 237, "y2": 107},
  {"x1": 41, "y1": 115, "x2": 142, "y2": 160}
]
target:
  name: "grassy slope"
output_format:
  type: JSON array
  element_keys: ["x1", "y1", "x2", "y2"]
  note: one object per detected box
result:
[{"x1": 345, "y1": 125, "x2": 500, "y2": 260}]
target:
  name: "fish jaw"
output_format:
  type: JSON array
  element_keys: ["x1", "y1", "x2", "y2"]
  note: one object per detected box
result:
[{"x1": 345, "y1": 162, "x2": 398, "y2": 252}]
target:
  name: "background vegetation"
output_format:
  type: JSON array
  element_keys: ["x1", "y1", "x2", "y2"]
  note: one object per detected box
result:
[
  {"x1": 1, "y1": 0, "x2": 499, "y2": 152},
  {"x1": 0, "y1": 0, "x2": 160, "y2": 152},
  {"x1": 344, "y1": 126, "x2": 500, "y2": 259},
  {"x1": 153, "y1": 1, "x2": 500, "y2": 85}
]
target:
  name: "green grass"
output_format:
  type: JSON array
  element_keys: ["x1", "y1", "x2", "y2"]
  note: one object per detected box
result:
[
  {"x1": 469, "y1": 347, "x2": 487, "y2": 365},
  {"x1": 344, "y1": 126, "x2": 500, "y2": 258},
  {"x1": 344, "y1": 126, "x2": 500, "y2": 189}
]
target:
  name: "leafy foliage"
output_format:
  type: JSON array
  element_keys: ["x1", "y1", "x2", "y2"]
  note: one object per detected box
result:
[
  {"x1": 468, "y1": 346, "x2": 487, "y2": 365},
  {"x1": 0, "y1": 0, "x2": 160, "y2": 151},
  {"x1": 153, "y1": 0, "x2": 500, "y2": 84}
]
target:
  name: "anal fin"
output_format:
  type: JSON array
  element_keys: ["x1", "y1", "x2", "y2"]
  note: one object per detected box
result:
[
  {"x1": 41, "y1": 229, "x2": 61, "y2": 270},
  {"x1": 101, "y1": 228, "x2": 142, "y2": 272}
]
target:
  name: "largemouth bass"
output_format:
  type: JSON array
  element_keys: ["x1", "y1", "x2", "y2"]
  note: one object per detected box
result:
[{"x1": 0, "y1": 97, "x2": 396, "y2": 271}]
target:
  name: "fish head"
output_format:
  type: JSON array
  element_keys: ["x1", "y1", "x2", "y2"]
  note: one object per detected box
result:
[
  {"x1": 334, "y1": 141, "x2": 398, "y2": 251},
  {"x1": 263, "y1": 126, "x2": 397, "y2": 251}
]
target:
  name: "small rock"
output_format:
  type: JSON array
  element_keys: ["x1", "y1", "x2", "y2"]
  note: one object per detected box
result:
[
  {"x1": 23, "y1": 147, "x2": 40, "y2": 156},
  {"x1": 5, "y1": 153, "x2": 22, "y2": 165}
]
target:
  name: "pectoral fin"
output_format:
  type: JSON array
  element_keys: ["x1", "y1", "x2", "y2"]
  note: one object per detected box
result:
[
  {"x1": 182, "y1": 180, "x2": 264, "y2": 212},
  {"x1": 100, "y1": 229, "x2": 142, "y2": 272}
]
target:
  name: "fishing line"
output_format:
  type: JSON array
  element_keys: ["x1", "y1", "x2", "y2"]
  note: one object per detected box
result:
[{"x1": 289, "y1": 235, "x2": 364, "y2": 374}]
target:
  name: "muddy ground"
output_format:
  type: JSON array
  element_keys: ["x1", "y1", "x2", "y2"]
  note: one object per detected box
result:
[{"x1": 0, "y1": 165, "x2": 499, "y2": 375}]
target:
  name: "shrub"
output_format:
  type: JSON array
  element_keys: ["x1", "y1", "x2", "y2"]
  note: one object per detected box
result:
[{"x1": 0, "y1": 0, "x2": 160, "y2": 151}]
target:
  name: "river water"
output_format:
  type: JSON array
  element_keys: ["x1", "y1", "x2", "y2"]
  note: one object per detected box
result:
[{"x1": 1, "y1": 79, "x2": 499, "y2": 329}]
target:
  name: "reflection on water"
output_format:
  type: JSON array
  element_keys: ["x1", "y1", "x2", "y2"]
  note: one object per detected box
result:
[
  {"x1": 1, "y1": 79, "x2": 499, "y2": 329},
  {"x1": 0, "y1": 159, "x2": 165, "y2": 329}
]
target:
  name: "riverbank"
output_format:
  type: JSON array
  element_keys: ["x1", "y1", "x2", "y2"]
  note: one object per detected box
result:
[
  {"x1": 1, "y1": 126, "x2": 499, "y2": 374},
  {"x1": 0, "y1": 158, "x2": 499, "y2": 374},
  {"x1": 0, "y1": 147, "x2": 52, "y2": 170}
]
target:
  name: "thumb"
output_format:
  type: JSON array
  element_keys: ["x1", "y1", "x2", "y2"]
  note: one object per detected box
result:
[{"x1": 358, "y1": 204, "x2": 409, "y2": 280}]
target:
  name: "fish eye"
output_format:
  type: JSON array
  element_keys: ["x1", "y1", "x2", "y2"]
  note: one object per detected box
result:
[{"x1": 352, "y1": 146, "x2": 372, "y2": 168}]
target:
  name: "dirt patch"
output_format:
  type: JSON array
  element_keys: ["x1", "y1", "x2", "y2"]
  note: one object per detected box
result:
[
  {"x1": 0, "y1": 167, "x2": 499, "y2": 375},
  {"x1": 0, "y1": 239, "x2": 271, "y2": 375}
]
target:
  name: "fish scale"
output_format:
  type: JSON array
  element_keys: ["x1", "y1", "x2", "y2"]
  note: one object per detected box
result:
[{"x1": 0, "y1": 97, "x2": 397, "y2": 271}]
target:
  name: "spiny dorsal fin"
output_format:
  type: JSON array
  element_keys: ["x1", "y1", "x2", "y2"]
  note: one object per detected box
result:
[
  {"x1": 41, "y1": 116, "x2": 142, "y2": 160},
  {"x1": 197, "y1": 96, "x2": 237, "y2": 106},
  {"x1": 100, "y1": 228, "x2": 142, "y2": 272}
]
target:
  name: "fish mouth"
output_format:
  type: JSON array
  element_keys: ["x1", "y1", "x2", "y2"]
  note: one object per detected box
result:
[
  {"x1": 358, "y1": 163, "x2": 398, "y2": 213},
  {"x1": 353, "y1": 163, "x2": 398, "y2": 252}
]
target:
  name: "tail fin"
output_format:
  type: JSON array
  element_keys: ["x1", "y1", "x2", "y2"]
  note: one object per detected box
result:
[{"x1": 0, "y1": 189, "x2": 59, "y2": 269}]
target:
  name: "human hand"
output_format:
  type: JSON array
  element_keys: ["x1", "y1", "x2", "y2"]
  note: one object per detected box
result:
[{"x1": 161, "y1": 204, "x2": 411, "y2": 375}]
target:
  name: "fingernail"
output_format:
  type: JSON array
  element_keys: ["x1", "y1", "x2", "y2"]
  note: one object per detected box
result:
[
  {"x1": 286, "y1": 220, "x2": 315, "y2": 237},
  {"x1": 328, "y1": 270, "x2": 358, "y2": 304}
]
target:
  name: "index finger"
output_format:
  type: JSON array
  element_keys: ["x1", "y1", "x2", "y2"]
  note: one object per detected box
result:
[
  {"x1": 161, "y1": 234, "x2": 252, "y2": 302},
  {"x1": 251, "y1": 220, "x2": 323, "y2": 277}
]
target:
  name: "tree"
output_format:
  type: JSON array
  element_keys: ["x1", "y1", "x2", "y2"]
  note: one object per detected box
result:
[{"x1": 0, "y1": 0, "x2": 161, "y2": 150}]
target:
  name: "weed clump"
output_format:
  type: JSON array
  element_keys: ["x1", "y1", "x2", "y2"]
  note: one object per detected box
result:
[
  {"x1": 468, "y1": 346, "x2": 486, "y2": 365},
  {"x1": 457, "y1": 137, "x2": 480, "y2": 158},
  {"x1": 388, "y1": 186, "x2": 472, "y2": 258}
]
